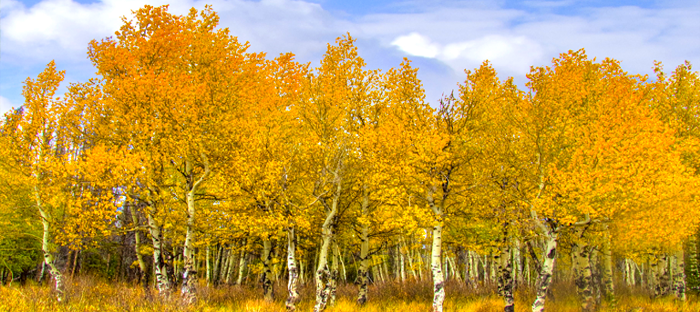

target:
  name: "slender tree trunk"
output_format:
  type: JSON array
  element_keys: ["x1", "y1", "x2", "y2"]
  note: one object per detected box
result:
[
  {"x1": 273, "y1": 247, "x2": 281, "y2": 284},
  {"x1": 356, "y1": 188, "x2": 370, "y2": 305},
  {"x1": 37, "y1": 261, "x2": 45, "y2": 285},
  {"x1": 672, "y1": 249, "x2": 686, "y2": 301},
  {"x1": 181, "y1": 189, "x2": 198, "y2": 303},
  {"x1": 382, "y1": 254, "x2": 390, "y2": 283},
  {"x1": 181, "y1": 152, "x2": 210, "y2": 304},
  {"x1": 525, "y1": 255, "x2": 531, "y2": 286},
  {"x1": 655, "y1": 254, "x2": 670, "y2": 297},
  {"x1": 444, "y1": 256, "x2": 450, "y2": 282},
  {"x1": 399, "y1": 244, "x2": 406, "y2": 282},
  {"x1": 394, "y1": 244, "x2": 400, "y2": 280},
  {"x1": 404, "y1": 238, "x2": 417, "y2": 280},
  {"x1": 262, "y1": 237, "x2": 274, "y2": 301},
  {"x1": 214, "y1": 244, "x2": 223, "y2": 285},
  {"x1": 205, "y1": 245, "x2": 211, "y2": 286},
  {"x1": 450, "y1": 256, "x2": 462, "y2": 281},
  {"x1": 601, "y1": 238, "x2": 614, "y2": 303},
  {"x1": 70, "y1": 249, "x2": 79, "y2": 278},
  {"x1": 314, "y1": 223, "x2": 334, "y2": 312},
  {"x1": 687, "y1": 234, "x2": 699, "y2": 292},
  {"x1": 417, "y1": 248, "x2": 424, "y2": 281},
  {"x1": 513, "y1": 239, "x2": 522, "y2": 287},
  {"x1": 237, "y1": 240, "x2": 247, "y2": 286},
  {"x1": 426, "y1": 185, "x2": 446, "y2": 312},
  {"x1": 572, "y1": 228, "x2": 595, "y2": 312},
  {"x1": 314, "y1": 202, "x2": 339, "y2": 311},
  {"x1": 286, "y1": 227, "x2": 300, "y2": 311},
  {"x1": 631, "y1": 259, "x2": 637, "y2": 286},
  {"x1": 221, "y1": 248, "x2": 231, "y2": 284},
  {"x1": 482, "y1": 255, "x2": 490, "y2": 283},
  {"x1": 329, "y1": 241, "x2": 340, "y2": 306},
  {"x1": 590, "y1": 247, "x2": 602, "y2": 306},
  {"x1": 531, "y1": 230, "x2": 558, "y2": 312},
  {"x1": 300, "y1": 259, "x2": 306, "y2": 286},
  {"x1": 37, "y1": 193, "x2": 64, "y2": 302},
  {"x1": 472, "y1": 251, "x2": 480, "y2": 286},
  {"x1": 431, "y1": 223, "x2": 445, "y2": 312},
  {"x1": 625, "y1": 258, "x2": 633, "y2": 287},
  {"x1": 131, "y1": 206, "x2": 149, "y2": 292},
  {"x1": 497, "y1": 238, "x2": 514, "y2": 312},
  {"x1": 465, "y1": 251, "x2": 473, "y2": 286},
  {"x1": 226, "y1": 247, "x2": 236, "y2": 284},
  {"x1": 356, "y1": 232, "x2": 370, "y2": 305},
  {"x1": 147, "y1": 212, "x2": 171, "y2": 296},
  {"x1": 648, "y1": 258, "x2": 658, "y2": 295},
  {"x1": 491, "y1": 255, "x2": 498, "y2": 284},
  {"x1": 339, "y1": 245, "x2": 347, "y2": 282}
]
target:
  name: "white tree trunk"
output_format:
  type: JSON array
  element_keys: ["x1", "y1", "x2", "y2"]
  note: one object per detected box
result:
[
  {"x1": 147, "y1": 213, "x2": 171, "y2": 296},
  {"x1": 261, "y1": 237, "x2": 274, "y2": 301},
  {"x1": 431, "y1": 223, "x2": 445, "y2": 312},
  {"x1": 356, "y1": 188, "x2": 370, "y2": 305},
  {"x1": 37, "y1": 190, "x2": 64, "y2": 303},
  {"x1": 498, "y1": 241, "x2": 514, "y2": 312},
  {"x1": 672, "y1": 249, "x2": 687, "y2": 301},
  {"x1": 601, "y1": 238, "x2": 614, "y2": 302},
  {"x1": 237, "y1": 239, "x2": 247, "y2": 285},
  {"x1": 286, "y1": 227, "x2": 300, "y2": 311},
  {"x1": 531, "y1": 231, "x2": 558, "y2": 312}
]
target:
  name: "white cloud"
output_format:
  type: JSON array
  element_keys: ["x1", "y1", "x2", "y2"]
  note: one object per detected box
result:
[
  {"x1": 0, "y1": 0, "x2": 698, "y2": 107},
  {"x1": 2, "y1": 0, "x2": 134, "y2": 61},
  {"x1": 442, "y1": 35, "x2": 543, "y2": 73},
  {"x1": 0, "y1": 0, "x2": 21, "y2": 13},
  {"x1": 391, "y1": 32, "x2": 440, "y2": 58},
  {"x1": 372, "y1": 3, "x2": 699, "y2": 88},
  {"x1": 0, "y1": 0, "x2": 348, "y2": 63}
]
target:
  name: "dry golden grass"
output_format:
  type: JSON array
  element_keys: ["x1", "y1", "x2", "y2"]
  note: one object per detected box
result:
[{"x1": 1, "y1": 276, "x2": 698, "y2": 312}]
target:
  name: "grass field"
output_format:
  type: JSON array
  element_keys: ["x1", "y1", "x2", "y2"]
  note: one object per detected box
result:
[{"x1": 0, "y1": 277, "x2": 697, "y2": 312}]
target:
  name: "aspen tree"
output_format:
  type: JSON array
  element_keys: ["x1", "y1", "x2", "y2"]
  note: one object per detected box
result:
[
  {"x1": 297, "y1": 34, "x2": 373, "y2": 312},
  {"x1": 451, "y1": 61, "x2": 527, "y2": 312},
  {"x1": 87, "y1": 5, "x2": 265, "y2": 302},
  {"x1": 518, "y1": 51, "x2": 700, "y2": 311},
  {"x1": 345, "y1": 59, "x2": 425, "y2": 305},
  {"x1": 4, "y1": 61, "x2": 67, "y2": 302}
]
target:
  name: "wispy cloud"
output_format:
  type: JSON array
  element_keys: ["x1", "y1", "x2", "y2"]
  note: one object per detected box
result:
[{"x1": 1, "y1": 0, "x2": 698, "y2": 113}]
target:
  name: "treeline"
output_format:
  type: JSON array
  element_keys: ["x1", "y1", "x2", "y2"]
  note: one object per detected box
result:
[{"x1": 1, "y1": 4, "x2": 700, "y2": 312}]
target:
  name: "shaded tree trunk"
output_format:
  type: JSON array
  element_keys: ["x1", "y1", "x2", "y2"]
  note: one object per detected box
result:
[
  {"x1": 572, "y1": 227, "x2": 595, "y2": 312},
  {"x1": 313, "y1": 194, "x2": 339, "y2": 311},
  {"x1": 601, "y1": 237, "x2": 615, "y2": 303},
  {"x1": 147, "y1": 213, "x2": 171, "y2": 296},
  {"x1": 261, "y1": 237, "x2": 274, "y2": 302},
  {"x1": 181, "y1": 152, "x2": 210, "y2": 304},
  {"x1": 130, "y1": 205, "x2": 149, "y2": 295},
  {"x1": 497, "y1": 238, "x2": 514, "y2": 312},
  {"x1": 329, "y1": 241, "x2": 340, "y2": 306},
  {"x1": 356, "y1": 221, "x2": 370, "y2": 305},
  {"x1": 237, "y1": 239, "x2": 247, "y2": 285},
  {"x1": 672, "y1": 249, "x2": 686, "y2": 301},
  {"x1": 531, "y1": 230, "x2": 558, "y2": 312}
]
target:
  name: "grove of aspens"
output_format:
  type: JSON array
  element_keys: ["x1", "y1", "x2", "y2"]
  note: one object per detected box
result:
[{"x1": 1, "y1": 4, "x2": 700, "y2": 312}]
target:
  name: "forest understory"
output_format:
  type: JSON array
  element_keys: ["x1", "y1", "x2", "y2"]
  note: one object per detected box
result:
[{"x1": 1, "y1": 277, "x2": 697, "y2": 312}]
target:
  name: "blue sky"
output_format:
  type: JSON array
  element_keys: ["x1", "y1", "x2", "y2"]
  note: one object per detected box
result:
[{"x1": 1, "y1": 0, "x2": 698, "y2": 114}]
